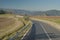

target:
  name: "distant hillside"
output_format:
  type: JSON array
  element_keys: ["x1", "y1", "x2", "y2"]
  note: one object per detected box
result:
[{"x1": 0, "y1": 8, "x2": 60, "y2": 16}]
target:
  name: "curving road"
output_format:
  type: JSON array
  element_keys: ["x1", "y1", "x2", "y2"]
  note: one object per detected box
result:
[{"x1": 22, "y1": 20, "x2": 60, "y2": 40}]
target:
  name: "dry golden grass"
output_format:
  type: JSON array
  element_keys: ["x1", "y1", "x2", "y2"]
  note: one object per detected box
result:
[
  {"x1": 0, "y1": 17, "x2": 15, "y2": 29},
  {"x1": 0, "y1": 14, "x2": 24, "y2": 39},
  {"x1": 31, "y1": 16, "x2": 60, "y2": 24},
  {"x1": 0, "y1": 14, "x2": 32, "y2": 40}
]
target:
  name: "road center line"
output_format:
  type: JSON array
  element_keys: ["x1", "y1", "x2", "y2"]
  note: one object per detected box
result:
[{"x1": 40, "y1": 23, "x2": 52, "y2": 40}]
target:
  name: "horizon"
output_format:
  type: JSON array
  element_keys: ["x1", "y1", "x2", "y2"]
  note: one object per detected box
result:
[
  {"x1": 1, "y1": 8, "x2": 60, "y2": 11},
  {"x1": 0, "y1": 0, "x2": 60, "y2": 11}
]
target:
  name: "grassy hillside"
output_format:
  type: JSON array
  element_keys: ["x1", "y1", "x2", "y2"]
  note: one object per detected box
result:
[{"x1": 0, "y1": 14, "x2": 28, "y2": 40}]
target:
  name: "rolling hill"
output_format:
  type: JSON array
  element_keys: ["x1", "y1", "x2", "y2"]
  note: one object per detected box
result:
[{"x1": 0, "y1": 8, "x2": 60, "y2": 16}]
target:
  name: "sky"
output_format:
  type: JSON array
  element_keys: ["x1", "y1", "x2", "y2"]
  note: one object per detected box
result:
[{"x1": 0, "y1": 0, "x2": 60, "y2": 11}]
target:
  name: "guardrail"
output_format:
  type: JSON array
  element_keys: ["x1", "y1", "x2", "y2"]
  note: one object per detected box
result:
[
  {"x1": 21, "y1": 22, "x2": 33, "y2": 40},
  {"x1": 7, "y1": 21, "x2": 32, "y2": 40}
]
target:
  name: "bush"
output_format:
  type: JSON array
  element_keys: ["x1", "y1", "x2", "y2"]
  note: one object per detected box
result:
[
  {"x1": 23, "y1": 14, "x2": 29, "y2": 21},
  {"x1": 0, "y1": 10, "x2": 6, "y2": 14}
]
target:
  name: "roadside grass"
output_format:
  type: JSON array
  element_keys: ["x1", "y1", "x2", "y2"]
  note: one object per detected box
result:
[
  {"x1": 32, "y1": 16, "x2": 60, "y2": 24},
  {"x1": 0, "y1": 14, "x2": 32, "y2": 40},
  {"x1": 18, "y1": 17, "x2": 29, "y2": 25},
  {"x1": 12, "y1": 21, "x2": 32, "y2": 40},
  {"x1": 2, "y1": 19, "x2": 32, "y2": 40},
  {"x1": 41, "y1": 18, "x2": 60, "y2": 24},
  {"x1": 0, "y1": 14, "x2": 24, "y2": 39}
]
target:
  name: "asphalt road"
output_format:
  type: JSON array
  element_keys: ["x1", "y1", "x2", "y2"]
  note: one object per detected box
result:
[{"x1": 22, "y1": 20, "x2": 60, "y2": 40}]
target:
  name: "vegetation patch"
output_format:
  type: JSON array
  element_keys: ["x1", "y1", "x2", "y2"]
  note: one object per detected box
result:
[
  {"x1": 0, "y1": 14, "x2": 24, "y2": 40},
  {"x1": 32, "y1": 16, "x2": 60, "y2": 24},
  {"x1": 0, "y1": 14, "x2": 32, "y2": 40}
]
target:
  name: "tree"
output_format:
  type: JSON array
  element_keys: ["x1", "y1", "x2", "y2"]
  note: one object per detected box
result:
[{"x1": 0, "y1": 10, "x2": 6, "y2": 14}]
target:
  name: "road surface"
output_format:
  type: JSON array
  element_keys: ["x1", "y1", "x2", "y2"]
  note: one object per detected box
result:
[{"x1": 22, "y1": 20, "x2": 60, "y2": 40}]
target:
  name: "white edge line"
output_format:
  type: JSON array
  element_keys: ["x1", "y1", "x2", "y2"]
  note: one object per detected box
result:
[{"x1": 40, "y1": 23, "x2": 52, "y2": 40}]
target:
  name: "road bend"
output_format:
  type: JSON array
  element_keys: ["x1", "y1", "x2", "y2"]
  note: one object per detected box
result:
[{"x1": 22, "y1": 20, "x2": 60, "y2": 40}]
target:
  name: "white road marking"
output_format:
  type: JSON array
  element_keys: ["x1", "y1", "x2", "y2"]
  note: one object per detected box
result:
[{"x1": 40, "y1": 23, "x2": 52, "y2": 40}]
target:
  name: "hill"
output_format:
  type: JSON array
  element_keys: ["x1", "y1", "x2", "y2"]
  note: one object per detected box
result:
[{"x1": 0, "y1": 8, "x2": 60, "y2": 16}]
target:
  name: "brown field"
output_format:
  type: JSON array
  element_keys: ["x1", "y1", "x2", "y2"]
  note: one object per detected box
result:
[
  {"x1": 0, "y1": 14, "x2": 24, "y2": 39},
  {"x1": 0, "y1": 17, "x2": 15, "y2": 29},
  {"x1": 0, "y1": 14, "x2": 32, "y2": 40}
]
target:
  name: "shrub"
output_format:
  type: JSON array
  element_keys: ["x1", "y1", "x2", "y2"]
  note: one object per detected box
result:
[
  {"x1": 0, "y1": 10, "x2": 6, "y2": 14},
  {"x1": 23, "y1": 14, "x2": 29, "y2": 21}
]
